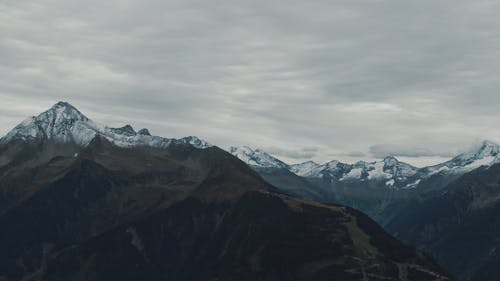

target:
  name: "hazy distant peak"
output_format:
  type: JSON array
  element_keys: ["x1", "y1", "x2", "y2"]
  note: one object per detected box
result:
[
  {"x1": 459, "y1": 140, "x2": 500, "y2": 160},
  {"x1": 289, "y1": 161, "x2": 322, "y2": 177},
  {"x1": 423, "y1": 140, "x2": 499, "y2": 170},
  {"x1": 229, "y1": 146, "x2": 288, "y2": 169}
]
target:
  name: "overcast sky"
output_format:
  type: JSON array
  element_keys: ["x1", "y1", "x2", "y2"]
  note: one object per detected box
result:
[{"x1": 2, "y1": 0, "x2": 500, "y2": 166}]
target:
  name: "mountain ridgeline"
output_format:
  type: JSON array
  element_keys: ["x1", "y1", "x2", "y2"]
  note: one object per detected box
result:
[
  {"x1": 230, "y1": 142, "x2": 500, "y2": 281},
  {"x1": 0, "y1": 102, "x2": 453, "y2": 281}
]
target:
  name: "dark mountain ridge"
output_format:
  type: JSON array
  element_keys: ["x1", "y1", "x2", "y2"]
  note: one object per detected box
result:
[{"x1": 0, "y1": 102, "x2": 453, "y2": 281}]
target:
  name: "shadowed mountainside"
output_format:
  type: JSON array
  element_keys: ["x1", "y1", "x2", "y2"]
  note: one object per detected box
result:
[{"x1": 0, "y1": 102, "x2": 454, "y2": 281}]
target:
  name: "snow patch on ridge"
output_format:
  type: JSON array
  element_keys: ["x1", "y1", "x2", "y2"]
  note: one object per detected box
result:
[
  {"x1": 386, "y1": 179, "x2": 395, "y2": 187},
  {"x1": 402, "y1": 179, "x2": 421, "y2": 189},
  {"x1": 368, "y1": 161, "x2": 392, "y2": 180},
  {"x1": 341, "y1": 168, "x2": 363, "y2": 180}
]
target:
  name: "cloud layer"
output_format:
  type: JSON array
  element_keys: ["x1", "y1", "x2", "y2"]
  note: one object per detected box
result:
[
  {"x1": 1, "y1": 0, "x2": 500, "y2": 166},
  {"x1": 369, "y1": 144, "x2": 456, "y2": 159}
]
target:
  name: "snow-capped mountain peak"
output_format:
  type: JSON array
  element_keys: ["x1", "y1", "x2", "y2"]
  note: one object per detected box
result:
[
  {"x1": 230, "y1": 141, "x2": 500, "y2": 190},
  {"x1": 291, "y1": 159, "x2": 354, "y2": 179},
  {"x1": 423, "y1": 140, "x2": 500, "y2": 176},
  {"x1": 229, "y1": 146, "x2": 288, "y2": 169},
  {"x1": 180, "y1": 136, "x2": 212, "y2": 149},
  {"x1": 383, "y1": 156, "x2": 399, "y2": 166},
  {"x1": 110, "y1": 125, "x2": 137, "y2": 137},
  {"x1": 324, "y1": 160, "x2": 341, "y2": 169},
  {"x1": 137, "y1": 128, "x2": 151, "y2": 136},
  {"x1": 1, "y1": 101, "x2": 97, "y2": 145},
  {"x1": 0, "y1": 102, "x2": 212, "y2": 150},
  {"x1": 455, "y1": 140, "x2": 500, "y2": 162},
  {"x1": 289, "y1": 161, "x2": 321, "y2": 177},
  {"x1": 45, "y1": 101, "x2": 90, "y2": 122},
  {"x1": 290, "y1": 157, "x2": 418, "y2": 188},
  {"x1": 381, "y1": 156, "x2": 418, "y2": 179}
]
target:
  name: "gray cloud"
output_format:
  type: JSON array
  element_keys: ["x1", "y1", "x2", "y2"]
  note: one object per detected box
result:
[
  {"x1": 1, "y1": 0, "x2": 500, "y2": 165},
  {"x1": 264, "y1": 147, "x2": 319, "y2": 161},
  {"x1": 369, "y1": 144, "x2": 456, "y2": 158},
  {"x1": 344, "y1": 151, "x2": 367, "y2": 158}
]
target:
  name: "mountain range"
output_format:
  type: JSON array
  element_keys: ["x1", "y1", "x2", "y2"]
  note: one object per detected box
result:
[
  {"x1": 228, "y1": 141, "x2": 500, "y2": 281},
  {"x1": 0, "y1": 102, "x2": 454, "y2": 281},
  {"x1": 230, "y1": 141, "x2": 500, "y2": 190}
]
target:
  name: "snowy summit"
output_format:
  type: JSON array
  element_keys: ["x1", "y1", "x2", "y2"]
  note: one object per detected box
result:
[{"x1": 0, "y1": 102, "x2": 211, "y2": 150}]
